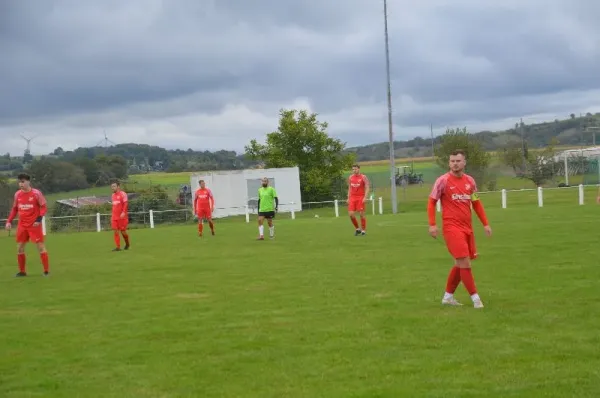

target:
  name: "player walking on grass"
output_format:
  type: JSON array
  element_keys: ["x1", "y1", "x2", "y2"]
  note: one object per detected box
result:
[
  {"x1": 194, "y1": 180, "x2": 215, "y2": 237},
  {"x1": 427, "y1": 150, "x2": 492, "y2": 309},
  {"x1": 257, "y1": 178, "x2": 278, "y2": 240},
  {"x1": 5, "y1": 173, "x2": 50, "y2": 277},
  {"x1": 111, "y1": 181, "x2": 130, "y2": 251},
  {"x1": 348, "y1": 164, "x2": 370, "y2": 236}
]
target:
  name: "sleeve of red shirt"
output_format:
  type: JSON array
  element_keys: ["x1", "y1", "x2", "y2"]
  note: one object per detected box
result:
[
  {"x1": 427, "y1": 176, "x2": 445, "y2": 226},
  {"x1": 469, "y1": 176, "x2": 488, "y2": 226},
  {"x1": 472, "y1": 199, "x2": 489, "y2": 226},
  {"x1": 36, "y1": 190, "x2": 48, "y2": 217},
  {"x1": 7, "y1": 192, "x2": 18, "y2": 223},
  {"x1": 121, "y1": 192, "x2": 128, "y2": 213},
  {"x1": 427, "y1": 198, "x2": 437, "y2": 226},
  {"x1": 209, "y1": 189, "x2": 215, "y2": 208}
]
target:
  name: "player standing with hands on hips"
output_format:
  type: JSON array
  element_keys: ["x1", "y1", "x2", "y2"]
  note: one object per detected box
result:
[
  {"x1": 257, "y1": 177, "x2": 278, "y2": 240},
  {"x1": 347, "y1": 164, "x2": 370, "y2": 236},
  {"x1": 5, "y1": 173, "x2": 51, "y2": 276},
  {"x1": 427, "y1": 150, "x2": 492, "y2": 308}
]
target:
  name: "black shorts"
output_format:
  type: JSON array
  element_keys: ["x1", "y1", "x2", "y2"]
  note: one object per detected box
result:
[{"x1": 258, "y1": 211, "x2": 276, "y2": 219}]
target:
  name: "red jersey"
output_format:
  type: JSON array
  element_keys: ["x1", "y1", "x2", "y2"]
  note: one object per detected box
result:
[
  {"x1": 7, "y1": 189, "x2": 47, "y2": 227},
  {"x1": 194, "y1": 188, "x2": 214, "y2": 210},
  {"x1": 111, "y1": 190, "x2": 128, "y2": 220},
  {"x1": 429, "y1": 172, "x2": 478, "y2": 231},
  {"x1": 348, "y1": 174, "x2": 369, "y2": 198}
]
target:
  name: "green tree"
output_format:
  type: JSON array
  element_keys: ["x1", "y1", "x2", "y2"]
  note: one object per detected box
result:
[
  {"x1": 245, "y1": 109, "x2": 355, "y2": 201},
  {"x1": 500, "y1": 141, "x2": 528, "y2": 175},
  {"x1": 434, "y1": 127, "x2": 491, "y2": 184},
  {"x1": 27, "y1": 159, "x2": 89, "y2": 193},
  {"x1": 95, "y1": 154, "x2": 128, "y2": 181},
  {"x1": 520, "y1": 138, "x2": 559, "y2": 186},
  {"x1": 72, "y1": 157, "x2": 102, "y2": 185},
  {"x1": 0, "y1": 175, "x2": 12, "y2": 219}
]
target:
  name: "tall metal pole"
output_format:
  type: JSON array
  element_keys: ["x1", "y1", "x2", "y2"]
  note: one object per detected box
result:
[{"x1": 383, "y1": 0, "x2": 397, "y2": 214}]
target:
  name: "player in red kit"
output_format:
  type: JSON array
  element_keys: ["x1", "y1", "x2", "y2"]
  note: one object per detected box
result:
[
  {"x1": 4, "y1": 173, "x2": 50, "y2": 277},
  {"x1": 347, "y1": 164, "x2": 370, "y2": 236},
  {"x1": 194, "y1": 180, "x2": 215, "y2": 237},
  {"x1": 111, "y1": 181, "x2": 130, "y2": 251},
  {"x1": 428, "y1": 150, "x2": 492, "y2": 308}
]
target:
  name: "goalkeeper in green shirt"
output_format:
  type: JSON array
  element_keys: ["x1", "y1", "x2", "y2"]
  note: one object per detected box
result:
[{"x1": 257, "y1": 177, "x2": 278, "y2": 240}]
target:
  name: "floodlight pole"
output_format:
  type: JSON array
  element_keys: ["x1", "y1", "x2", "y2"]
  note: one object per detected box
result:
[{"x1": 383, "y1": 0, "x2": 397, "y2": 214}]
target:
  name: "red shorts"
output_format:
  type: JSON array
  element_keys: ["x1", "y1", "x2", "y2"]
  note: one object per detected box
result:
[
  {"x1": 16, "y1": 225, "x2": 44, "y2": 244},
  {"x1": 196, "y1": 208, "x2": 212, "y2": 220},
  {"x1": 348, "y1": 197, "x2": 365, "y2": 212},
  {"x1": 444, "y1": 229, "x2": 477, "y2": 260},
  {"x1": 111, "y1": 218, "x2": 129, "y2": 231}
]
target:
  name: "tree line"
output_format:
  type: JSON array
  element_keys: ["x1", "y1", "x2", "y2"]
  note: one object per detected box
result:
[
  {"x1": 24, "y1": 154, "x2": 130, "y2": 194},
  {"x1": 2, "y1": 143, "x2": 256, "y2": 177},
  {"x1": 348, "y1": 112, "x2": 600, "y2": 162}
]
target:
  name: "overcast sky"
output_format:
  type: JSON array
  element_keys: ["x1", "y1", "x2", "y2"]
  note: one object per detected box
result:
[{"x1": 2, "y1": 0, "x2": 600, "y2": 155}]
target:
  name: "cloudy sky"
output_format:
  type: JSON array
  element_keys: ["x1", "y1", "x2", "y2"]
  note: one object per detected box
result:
[{"x1": 1, "y1": 0, "x2": 600, "y2": 156}]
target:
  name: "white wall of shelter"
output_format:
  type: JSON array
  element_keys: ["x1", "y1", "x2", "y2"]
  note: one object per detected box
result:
[{"x1": 190, "y1": 167, "x2": 302, "y2": 218}]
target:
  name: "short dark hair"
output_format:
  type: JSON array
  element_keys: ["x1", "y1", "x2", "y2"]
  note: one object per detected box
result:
[
  {"x1": 450, "y1": 149, "x2": 466, "y2": 157},
  {"x1": 352, "y1": 164, "x2": 360, "y2": 169},
  {"x1": 111, "y1": 180, "x2": 120, "y2": 186},
  {"x1": 199, "y1": 179, "x2": 204, "y2": 184},
  {"x1": 17, "y1": 173, "x2": 31, "y2": 181}
]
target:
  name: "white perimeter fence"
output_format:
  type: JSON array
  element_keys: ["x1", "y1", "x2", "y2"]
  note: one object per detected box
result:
[{"x1": 0, "y1": 184, "x2": 597, "y2": 236}]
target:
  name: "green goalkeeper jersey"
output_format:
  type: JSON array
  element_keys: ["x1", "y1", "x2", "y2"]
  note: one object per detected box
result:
[{"x1": 258, "y1": 186, "x2": 277, "y2": 212}]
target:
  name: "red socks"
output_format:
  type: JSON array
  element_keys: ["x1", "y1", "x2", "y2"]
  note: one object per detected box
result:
[
  {"x1": 17, "y1": 252, "x2": 49, "y2": 273},
  {"x1": 18, "y1": 253, "x2": 26, "y2": 273},
  {"x1": 113, "y1": 231, "x2": 121, "y2": 248},
  {"x1": 40, "y1": 252, "x2": 49, "y2": 273},
  {"x1": 459, "y1": 268, "x2": 478, "y2": 295},
  {"x1": 445, "y1": 266, "x2": 461, "y2": 294},
  {"x1": 121, "y1": 231, "x2": 129, "y2": 246},
  {"x1": 350, "y1": 216, "x2": 367, "y2": 230},
  {"x1": 198, "y1": 223, "x2": 203, "y2": 234}
]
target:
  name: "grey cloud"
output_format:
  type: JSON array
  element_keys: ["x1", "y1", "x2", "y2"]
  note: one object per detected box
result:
[{"x1": 1, "y1": 0, "x2": 600, "y2": 155}]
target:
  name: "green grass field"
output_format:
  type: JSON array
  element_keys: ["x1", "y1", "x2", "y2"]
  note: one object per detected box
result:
[{"x1": 1, "y1": 189, "x2": 600, "y2": 397}]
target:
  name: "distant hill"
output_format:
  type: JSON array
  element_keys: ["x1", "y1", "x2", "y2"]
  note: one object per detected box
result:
[
  {"x1": 48, "y1": 143, "x2": 258, "y2": 173},
  {"x1": 346, "y1": 113, "x2": 600, "y2": 162}
]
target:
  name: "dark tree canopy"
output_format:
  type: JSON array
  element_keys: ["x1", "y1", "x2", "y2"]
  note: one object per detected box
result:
[
  {"x1": 434, "y1": 127, "x2": 491, "y2": 185},
  {"x1": 245, "y1": 109, "x2": 355, "y2": 202}
]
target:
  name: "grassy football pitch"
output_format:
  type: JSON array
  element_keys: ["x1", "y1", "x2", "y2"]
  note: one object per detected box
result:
[{"x1": 1, "y1": 201, "x2": 600, "y2": 397}]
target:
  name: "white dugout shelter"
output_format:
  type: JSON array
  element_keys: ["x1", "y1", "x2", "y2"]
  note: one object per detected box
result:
[{"x1": 190, "y1": 167, "x2": 302, "y2": 218}]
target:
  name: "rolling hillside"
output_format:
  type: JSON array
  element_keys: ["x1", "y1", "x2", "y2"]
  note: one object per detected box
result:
[{"x1": 347, "y1": 112, "x2": 600, "y2": 162}]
